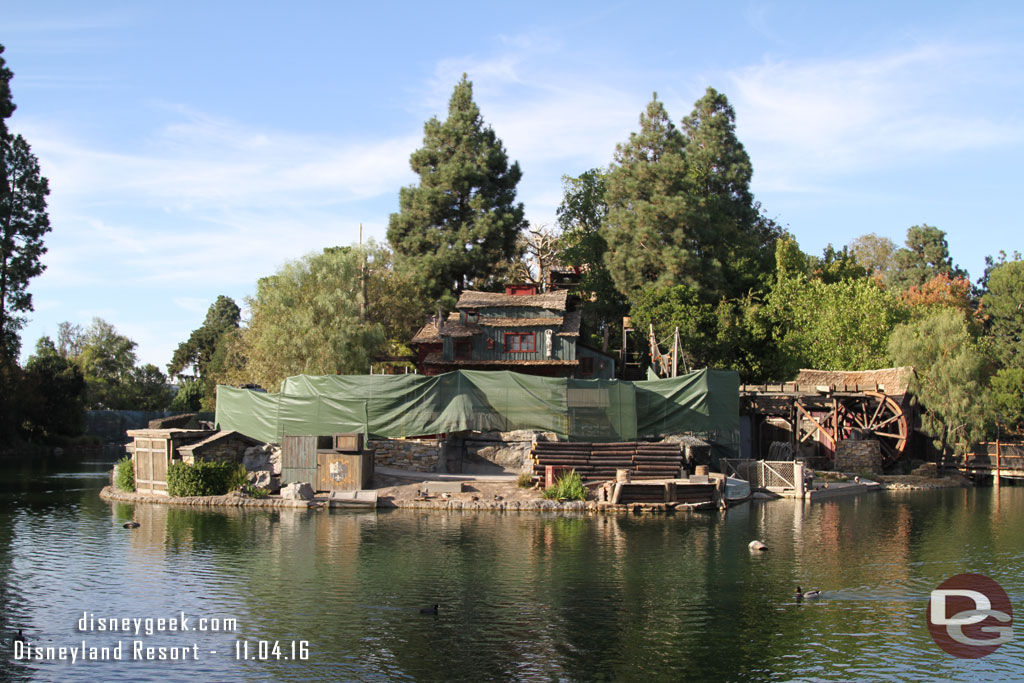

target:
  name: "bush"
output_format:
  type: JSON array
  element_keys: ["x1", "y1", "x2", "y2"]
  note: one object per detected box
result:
[
  {"x1": 114, "y1": 456, "x2": 135, "y2": 492},
  {"x1": 167, "y1": 461, "x2": 247, "y2": 497},
  {"x1": 542, "y1": 469, "x2": 588, "y2": 501},
  {"x1": 516, "y1": 471, "x2": 535, "y2": 488}
]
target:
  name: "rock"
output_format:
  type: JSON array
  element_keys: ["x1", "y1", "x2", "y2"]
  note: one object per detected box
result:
[
  {"x1": 280, "y1": 482, "x2": 314, "y2": 500},
  {"x1": 269, "y1": 446, "x2": 282, "y2": 475},
  {"x1": 247, "y1": 470, "x2": 271, "y2": 489},
  {"x1": 242, "y1": 446, "x2": 270, "y2": 472},
  {"x1": 749, "y1": 540, "x2": 768, "y2": 551}
]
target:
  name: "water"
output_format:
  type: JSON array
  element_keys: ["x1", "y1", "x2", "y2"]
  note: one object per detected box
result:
[{"x1": 2, "y1": 455, "x2": 1023, "y2": 682}]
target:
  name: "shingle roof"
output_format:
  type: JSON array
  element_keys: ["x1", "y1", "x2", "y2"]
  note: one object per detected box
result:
[
  {"x1": 792, "y1": 367, "x2": 914, "y2": 395},
  {"x1": 478, "y1": 316, "x2": 563, "y2": 327},
  {"x1": 177, "y1": 430, "x2": 264, "y2": 453},
  {"x1": 556, "y1": 309, "x2": 582, "y2": 337},
  {"x1": 456, "y1": 289, "x2": 569, "y2": 311}
]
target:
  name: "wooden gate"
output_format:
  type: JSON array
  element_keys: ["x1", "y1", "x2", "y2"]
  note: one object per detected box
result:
[
  {"x1": 282, "y1": 435, "x2": 324, "y2": 485},
  {"x1": 133, "y1": 436, "x2": 170, "y2": 495}
]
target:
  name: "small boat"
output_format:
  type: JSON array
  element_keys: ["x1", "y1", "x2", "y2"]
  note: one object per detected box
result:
[
  {"x1": 329, "y1": 490, "x2": 378, "y2": 509},
  {"x1": 725, "y1": 477, "x2": 751, "y2": 504}
]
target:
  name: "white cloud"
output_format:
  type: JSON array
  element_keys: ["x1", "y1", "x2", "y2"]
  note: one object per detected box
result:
[{"x1": 723, "y1": 44, "x2": 1024, "y2": 191}]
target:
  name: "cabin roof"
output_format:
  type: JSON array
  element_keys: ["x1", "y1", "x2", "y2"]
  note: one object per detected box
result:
[
  {"x1": 456, "y1": 289, "x2": 569, "y2": 311},
  {"x1": 177, "y1": 430, "x2": 264, "y2": 454}
]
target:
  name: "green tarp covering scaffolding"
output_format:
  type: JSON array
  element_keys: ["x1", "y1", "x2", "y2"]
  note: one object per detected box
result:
[{"x1": 215, "y1": 368, "x2": 739, "y2": 453}]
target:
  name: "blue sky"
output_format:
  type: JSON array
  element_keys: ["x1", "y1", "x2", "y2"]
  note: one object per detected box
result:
[{"x1": 3, "y1": 1, "x2": 1023, "y2": 369}]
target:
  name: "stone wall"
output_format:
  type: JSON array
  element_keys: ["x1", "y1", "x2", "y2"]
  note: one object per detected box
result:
[
  {"x1": 369, "y1": 438, "x2": 443, "y2": 472},
  {"x1": 182, "y1": 436, "x2": 252, "y2": 465},
  {"x1": 835, "y1": 440, "x2": 883, "y2": 474}
]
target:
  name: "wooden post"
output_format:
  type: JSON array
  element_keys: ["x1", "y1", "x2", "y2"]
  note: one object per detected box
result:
[
  {"x1": 672, "y1": 326, "x2": 679, "y2": 377},
  {"x1": 794, "y1": 461, "x2": 805, "y2": 500}
]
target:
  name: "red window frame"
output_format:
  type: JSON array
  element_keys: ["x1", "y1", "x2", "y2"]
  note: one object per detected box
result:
[
  {"x1": 504, "y1": 332, "x2": 536, "y2": 353},
  {"x1": 454, "y1": 339, "x2": 472, "y2": 360}
]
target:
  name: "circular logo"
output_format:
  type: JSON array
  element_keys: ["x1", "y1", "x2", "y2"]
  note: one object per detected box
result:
[{"x1": 928, "y1": 573, "x2": 1013, "y2": 658}]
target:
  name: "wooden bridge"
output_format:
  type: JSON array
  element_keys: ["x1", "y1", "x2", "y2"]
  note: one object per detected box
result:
[{"x1": 949, "y1": 442, "x2": 1024, "y2": 480}]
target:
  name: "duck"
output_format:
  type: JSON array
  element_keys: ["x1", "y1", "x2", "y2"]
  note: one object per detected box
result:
[
  {"x1": 123, "y1": 521, "x2": 140, "y2": 529},
  {"x1": 795, "y1": 586, "x2": 821, "y2": 599},
  {"x1": 419, "y1": 604, "x2": 439, "y2": 615},
  {"x1": 11, "y1": 629, "x2": 25, "y2": 644},
  {"x1": 748, "y1": 540, "x2": 767, "y2": 551}
]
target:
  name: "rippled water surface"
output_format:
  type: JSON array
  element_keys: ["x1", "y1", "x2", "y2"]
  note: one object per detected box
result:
[{"x1": 2, "y1": 455, "x2": 1024, "y2": 681}]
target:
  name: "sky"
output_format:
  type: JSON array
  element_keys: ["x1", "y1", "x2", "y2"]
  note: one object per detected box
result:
[{"x1": 3, "y1": 1, "x2": 1023, "y2": 369}]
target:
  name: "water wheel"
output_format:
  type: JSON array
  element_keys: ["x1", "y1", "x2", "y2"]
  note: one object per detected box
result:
[{"x1": 835, "y1": 391, "x2": 909, "y2": 467}]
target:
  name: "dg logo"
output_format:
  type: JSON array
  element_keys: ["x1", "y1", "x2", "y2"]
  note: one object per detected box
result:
[{"x1": 928, "y1": 573, "x2": 1013, "y2": 658}]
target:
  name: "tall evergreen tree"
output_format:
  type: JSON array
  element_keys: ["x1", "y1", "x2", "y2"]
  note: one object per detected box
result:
[
  {"x1": 603, "y1": 94, "x2": 688, "y2": 294},
  {"x1": 0, "y1": 44, "x2": 51, "y2": 362},
  {"x1": 604, "y1": 88, "x2": 777, "y2": 302},
  {"x1": 889, "y1": 224, "x2": 967, "y2": 291},
  {"x1": 388, "y1": 75, "x2": 527, "y2": 301}
]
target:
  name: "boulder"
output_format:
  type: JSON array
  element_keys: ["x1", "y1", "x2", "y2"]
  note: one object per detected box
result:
[
  {"x1": 280, "y1": 482, "x2": 314, "y2": 500},
  {"x1": 247, "y1": 470, "x2": 272, "y2": 489}
]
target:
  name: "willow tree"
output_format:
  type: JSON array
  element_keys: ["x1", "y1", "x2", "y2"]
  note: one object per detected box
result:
[
  {"x1": 388, "y1": 75, "x2": 527, "y2": 301},
  {"x1": 234, "y1": 246, "x2": 388, "y2": 390}
]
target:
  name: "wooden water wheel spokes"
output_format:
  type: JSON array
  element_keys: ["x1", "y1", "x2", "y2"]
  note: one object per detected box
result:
[{"x1": 837, "y1": 391, "x2": 908, "y2": 466}]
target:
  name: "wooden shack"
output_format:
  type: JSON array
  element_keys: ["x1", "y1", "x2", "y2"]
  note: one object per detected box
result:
[
  {"x1": 126, "y1": 428, "x2": 215, "y2": 495},
  {"x1": 176, "y1": 430, "x2": 264, "y2": 465},
  {"x1": 282, "y1": 434, "x2": 373, "y2": 492}
]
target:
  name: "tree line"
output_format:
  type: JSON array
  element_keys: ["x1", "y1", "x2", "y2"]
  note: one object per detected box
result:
[{"x1": 1, "y1": 45, "x2": 1020, "y2": 458}]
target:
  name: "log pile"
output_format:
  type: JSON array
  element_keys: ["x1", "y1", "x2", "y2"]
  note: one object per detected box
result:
[{"x1": 531, "y1": 441, "x2": 684, "y2": 482}]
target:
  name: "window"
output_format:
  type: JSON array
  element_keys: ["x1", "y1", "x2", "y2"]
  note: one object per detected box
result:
[
  {"x1": 580, "y1": 357, "x2": 594, "y2": 375},
  {"x1": 464, "y1": 309, "x2": 478, "y2": 323},
  {"x1": 454, "y1": 340, "x2": 472, "y2": 360},
  {"x1": 504, "y1": 332, "x2": 536, "y2": 353}
]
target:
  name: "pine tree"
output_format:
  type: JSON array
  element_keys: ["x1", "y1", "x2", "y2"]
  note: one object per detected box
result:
[
  {"x1": 603, "y1": 88, "x2": 777, "y2": 302},
  {"x1": 603, "y1": 94, "x2": 688, "y2": 294},
  {"x1": 388, "y1": 75, "x2": 527, "y2": 300},
  {"x1": 0, "y1": 44, "x2": 51, "y2": 362}
]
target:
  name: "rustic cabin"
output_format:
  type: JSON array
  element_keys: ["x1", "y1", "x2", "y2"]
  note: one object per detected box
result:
[
  {"x1": 176, "y1": 430, "x2": 264, "y2": 465},
  {"x1": 409, "y1": 285, "x2": 615, "y2": 379}
]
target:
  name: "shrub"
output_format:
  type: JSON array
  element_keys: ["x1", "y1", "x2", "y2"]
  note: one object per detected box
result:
[
  {"x1": 167, "y1": 461, "x2": 247, "y2": 497},
  {"x1": 114, "y1": 456, "x2": 135, "y2": 492},
  {"x1": 243, "y1": 483, "x2": 270, "y2": 498},
  {"x1": 542, "y1": 469, "x2": 587, "y2": 501},
  {"x1": 516, "y1": 471, "x2": 535, "y2": 488}
]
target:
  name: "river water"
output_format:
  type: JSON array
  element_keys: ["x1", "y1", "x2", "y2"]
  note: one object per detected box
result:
[{"x1": 1, "y1": 455, "x2": 1022, "y2": 682}]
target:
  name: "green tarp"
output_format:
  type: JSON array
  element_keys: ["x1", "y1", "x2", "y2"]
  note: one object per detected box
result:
[{"x1": 215, "y1": 368, "x2": 738, "y2": 453}]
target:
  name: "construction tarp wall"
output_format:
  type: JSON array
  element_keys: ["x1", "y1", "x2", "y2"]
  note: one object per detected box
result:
[{"x1": 215, "y1": 368, "x2": 738, "y2": 454}]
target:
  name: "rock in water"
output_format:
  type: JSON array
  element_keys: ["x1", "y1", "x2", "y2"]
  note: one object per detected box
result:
[{"x1": 748, "y1": 540, "x2": 767, "y2": 551}]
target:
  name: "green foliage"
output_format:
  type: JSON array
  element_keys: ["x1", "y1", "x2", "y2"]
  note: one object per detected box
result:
[
  {"x1": 58, "y1": 318, "x2": 172, "y2": 410},
  {"x1": 167, "y1": 295, "x2": 240, "y2": 408},
  {"x1": 169, "y1": 377, "x2": 203, "y2": 412},
  {"x1": 889, "y1": 309, "x2": 989, "y2": 456},
  {"x1": 768, "y1": 275, "x2": 908, "y2": 374},
  {"x1": 230, "y1": 245, "x2": 387, "y2": 390},
  {"x1": 20, "y1": 336, "x2": 86, "y2": 441},
  {"x1": 988, "y1": 368, "x2": 1024, "y2": 434},
  {"x1": 889, "y1": 225, "x2": 967, "y2": 291},
  {"x1": 848, "y1": 233, "x2": 897, "y2": 280},
  {"x1": 167, "y1": 461, "x2": 246, "y2": 497},
  {"x1": 810, "y1": 244, "x2": 865, "y2": 284},
  {"x1": 0, "y1": 44, "x2": 51, "y2": 364},
  {"x1": 981, "y1": 257, "x2": 1024, "y2": 370},
  {"x1": 516, "y1": 471, "x2": 535, "y2": 488},
  {"x1": 114, "y1": 456, "x2": 135, "y2": 492},
  {"x1": 557, "y1": 169, "x2": 628, "y2": 339},
  {"x1": 388, "y1": 75, "x2": 527, "y2": 299},
  {"x1": 603, "y1": 88, "x2": 778, "y2": 302},
  {"x1": 541, "y1": 469, "x2": 588, "y2": 501}
]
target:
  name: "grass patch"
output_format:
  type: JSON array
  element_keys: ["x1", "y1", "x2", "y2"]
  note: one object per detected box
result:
[
  {"x1": 517, "y1": 471, "x2": 535, "y2": 488},
  {"x1": 542, "y1": 469, "x2": 587, "y2": 501}
]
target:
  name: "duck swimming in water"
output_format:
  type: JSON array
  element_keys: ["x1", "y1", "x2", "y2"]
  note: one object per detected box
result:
[
  {"x1": 795, "y1": 586, "x2": 821, "y2": 599},
  {"x1": 123, "y1": 521, "x2": 140, "y2": 529},
  {"x1": 419, "y1": 604, "x2": 439, "y2": 615}
]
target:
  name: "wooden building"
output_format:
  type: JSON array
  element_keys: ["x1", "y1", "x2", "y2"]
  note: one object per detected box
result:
[{"x1": 409, "y1": 285, "x2": 615, "y2": 379}]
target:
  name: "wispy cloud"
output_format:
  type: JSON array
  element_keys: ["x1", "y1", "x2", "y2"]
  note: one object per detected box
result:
[{"x1": 723, "y1": 44, "x2": 1024, "y2": 191}]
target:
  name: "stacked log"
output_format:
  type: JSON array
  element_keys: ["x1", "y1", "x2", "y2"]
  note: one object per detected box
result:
[{"x1": 530, "y1": 441, "x2": 684, "y2": 482}]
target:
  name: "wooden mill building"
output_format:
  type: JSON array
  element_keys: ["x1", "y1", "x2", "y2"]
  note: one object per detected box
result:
[{"x1": 409, "y1": 285, "x2": 615, "y2": 379}]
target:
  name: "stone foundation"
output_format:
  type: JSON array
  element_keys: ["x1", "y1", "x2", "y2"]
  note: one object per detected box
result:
[
  {"x1": 369, "y1": 438, "x2": 443, "y2": 472},
  {"x1": 835, "y1": 440, "x2": 883, "y2": 474}
]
